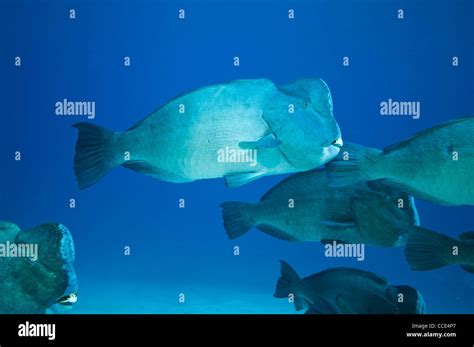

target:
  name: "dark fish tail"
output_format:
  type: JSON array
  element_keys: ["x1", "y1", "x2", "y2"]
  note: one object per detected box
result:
[
  {"x1": 404, "y1": 226, "x2": 460, "y2": 271},
  {"x1": 274, "y1": 260, "x2": 308, "y2": 311},
  {"x1": 73, "y1": 123, "x2": 122, "y2": 190},
  {"x1": 459, "y1": 232, "x2": 474, "y2": 274},
  {"x1": 220, "y1": 201, "x2": 256, "y2": 239}
]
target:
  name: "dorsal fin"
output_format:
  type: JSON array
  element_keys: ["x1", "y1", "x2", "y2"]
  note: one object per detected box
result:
[
  {"x1": 384, "y1": 117, "x2": 474, "y2": 153},
  {"x1": 260, "y1": 168, "x2": 327, "y2": 201},
  {"x1": 128, "y1": 79, "x2": 277, "y2": 131},
  {"x1": 307, "y1": 267, "x2": 388, "y2": 286}
]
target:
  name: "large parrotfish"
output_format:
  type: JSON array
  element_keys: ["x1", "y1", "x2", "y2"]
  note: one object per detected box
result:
[
  {"x1": 274, "y1": 261, "x2": 426, "y2": 314},
  {"x1": 0, "y1": 221, "x2": 78, "y2": 314},
  {"x1": 325, "y1": 117, "x2": 474, "y2": 206},
  {"x1": 73, "y1": 78, "x2": 343, "y2": 189},
  {"x1": 220, "y1": 169, "x2": 418, "y2": 247}
]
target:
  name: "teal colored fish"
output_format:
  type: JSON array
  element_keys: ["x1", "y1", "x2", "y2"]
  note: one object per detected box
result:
[
  {"x1": 0, "y1": 221, "x2": 78, "y2": 314},
  {"x1": 73, "y1": 78, "x2": 343, "y2": 189},
  {"x1": 405, "y1": 227, "x2": 474, "y2": 274},
  {"x1": 274, "y1": 261, "x2": 426, "y2": 314},
  {"x1": 325, "y1": 117, "x2": 474, "y2": 205},
  {"x1": 220, "y1": 169, "x2": 418, "y2": 247}
]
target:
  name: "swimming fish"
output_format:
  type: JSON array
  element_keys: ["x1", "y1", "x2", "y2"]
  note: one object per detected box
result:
[
  {"x1": 274, "y1": 261, "x2": 426, "y2": 314},
  {"x1": 0, "y1": 221, "x2": 78, "y2": 314},
  {"x1": 73, "y1": 78, "x2": 342, "y2": 189},
  {"x1": 220, "y1": 168, "x2": 418, "y2": 247},
  {"x1": 405, "y1": 227, "x2": 474, "y2": 274},
  {"x1": 325, "y1": 117, "x2": 474, "y2": 205}
]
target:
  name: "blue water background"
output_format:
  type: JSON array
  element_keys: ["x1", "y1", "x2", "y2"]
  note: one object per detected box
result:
[{"x1": 1, "y1": 0, "x2": 473, "y2": 313}]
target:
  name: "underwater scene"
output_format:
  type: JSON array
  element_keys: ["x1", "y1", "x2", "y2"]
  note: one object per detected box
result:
[{"x1": 1, "y1": 0, "x2": 473, "y2": 314}]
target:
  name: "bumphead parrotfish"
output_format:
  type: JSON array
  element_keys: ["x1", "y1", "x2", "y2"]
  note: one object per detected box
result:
[
  {"x1": 325, "y1": 117, "x2": 474, "y2": 205},
  {"x1": 73, "y1": 78, "x2": 343, "y2": 189},
  {"x1": 274, "y1": 261, "x2": 426, "y2": 314},
  {"x1": 0, "y1": 221, "x2": 78, "y2": 313},
  {"x1": 220, "y1": 169, "x2": 419, "y2": 247}
]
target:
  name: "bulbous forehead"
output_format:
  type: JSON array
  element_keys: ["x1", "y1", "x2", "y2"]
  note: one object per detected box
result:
[{"x1": 278, "y1": 78, "x2": 333, "y2": 115}]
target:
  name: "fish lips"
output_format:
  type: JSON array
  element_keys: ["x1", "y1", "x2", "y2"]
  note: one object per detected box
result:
[
  {"x1": 278, "y1": 137, "x2": 343, "y2": 170},
  {"x1": 57, "y1": 293, "x2": 78, "y2": 306},
  {"x1": 331, "y1": 137, "x2": 344, "y2": 147},
  {"x1": 322, "y1": 138, "x2": 343, "y2": 162}
]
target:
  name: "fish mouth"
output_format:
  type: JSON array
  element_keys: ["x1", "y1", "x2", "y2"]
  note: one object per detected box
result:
[
  {"x1": 57, "y1": 293, "x2": 78, "y2": 306},
  {"x1": 331, "y1": 137, "x2": 343, "y2": 147}
]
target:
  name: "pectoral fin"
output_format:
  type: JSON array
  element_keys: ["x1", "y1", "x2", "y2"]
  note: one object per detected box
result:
[
  {"x1": 224, "y1": 171, "x2": 266, "y2": 188},
  {"x1": 373, "y1": 179, "x2": 456, "y2": 206},
  {"x1": 335, "y1": 293, "x2": 356, "y2": 314},
  {"x1": 321, "y1": 220, "x2": 356, "y2": 230},
  {"x1": 239, "y1": 134, "x2": 281, "y2": 149},
  {"x1": 320, "y1": 221, "x2": 357, "y2": 244}
]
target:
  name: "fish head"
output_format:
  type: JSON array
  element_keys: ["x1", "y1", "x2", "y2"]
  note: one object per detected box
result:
[
  {"x1": 13, "y1": 223, "x2": 78, "y2": 311},
  {"x1": 350, "y1": 184, "x2": 419, "y2": 246},
  {"x1": 367, "y1": 180, "x2": 420, "y2": 228},
  {"x1": 265, "y1": 78, "x2": 342, "y2": 170},
  {"x1": 388, "y1": 285, "x2": 426, "y2": 314}
]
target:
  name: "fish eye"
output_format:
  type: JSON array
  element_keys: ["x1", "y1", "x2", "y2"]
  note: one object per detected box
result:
[{"x1": 302, "y1": 100, "x2": 310, "y2": 108}]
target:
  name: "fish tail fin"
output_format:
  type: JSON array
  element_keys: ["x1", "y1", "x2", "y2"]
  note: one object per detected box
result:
[
  {"x1": 274, "y1": 260, "x2": 307, "y2": 311},
  {"x1": 220, "y1": 201, "x2": 256, "y2": 239},
  {"x1": 459, "y1": 232, "x2": 474, "y2": 274},
  {"x1": 404, "y1": 226, "x2": 459, "y2": 271},
  {"x1": 325, "y1": 142, "x2": 382, "y2": 187},
  {"x1": 73, "y1": 122, "x2": 122, "y2": 190}
]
